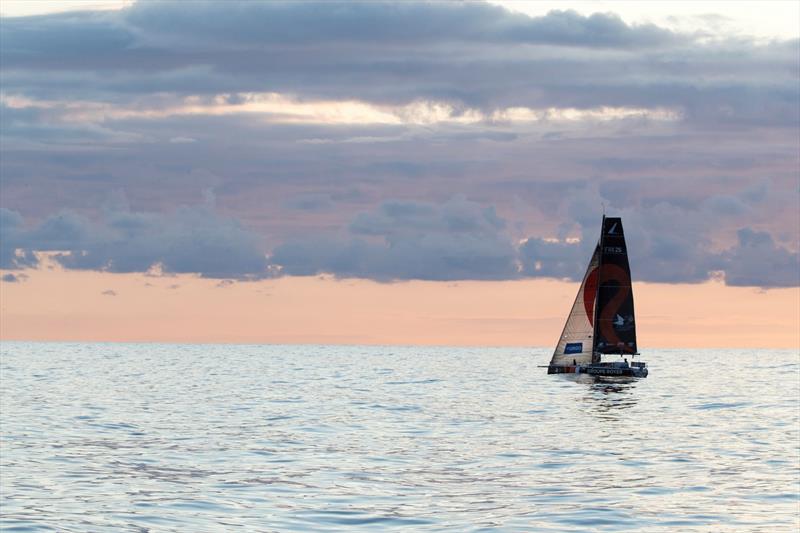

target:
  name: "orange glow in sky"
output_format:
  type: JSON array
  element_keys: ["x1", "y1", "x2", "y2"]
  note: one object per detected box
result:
[{"x1": 1, "y1": 265, "x2": 797, "y2": 349}]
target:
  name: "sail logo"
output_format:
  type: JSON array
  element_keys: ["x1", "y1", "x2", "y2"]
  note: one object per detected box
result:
[
  {"x1": 612, "y1": 314, "x2": 635, "y2": 331},
  {"x1": 607, "y1": 222, "x2": 619, "y2": 234},
  {"x1": 564, "y1": 342, "x2": 583, "y2": 354}
]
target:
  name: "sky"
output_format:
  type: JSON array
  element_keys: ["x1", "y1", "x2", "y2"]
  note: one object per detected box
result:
[{"x1": 1, "y1": 1, "x2": 798, "y2": 348}]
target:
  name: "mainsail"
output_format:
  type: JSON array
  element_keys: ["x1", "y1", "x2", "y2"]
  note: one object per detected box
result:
[
  {"x1": 550, "y1": 244, "x2": 600, "y2": 366},
  {"x1": 594, "y1": 216, "x2": 637, "y2": 357}
]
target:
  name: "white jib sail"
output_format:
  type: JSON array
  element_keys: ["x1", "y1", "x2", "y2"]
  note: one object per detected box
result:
[{"x1": 550, "y1": 243, "x2": 600, "y2": 366}]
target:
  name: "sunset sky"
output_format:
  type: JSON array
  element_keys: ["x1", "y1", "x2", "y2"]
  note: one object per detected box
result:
[{"x1": 1, "y1": 1, "x2": 798, "y2": 348}]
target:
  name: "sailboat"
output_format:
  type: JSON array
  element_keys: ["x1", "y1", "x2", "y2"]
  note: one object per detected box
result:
[{"x1": 547, "y1": 216, "x2": 648, "y2": 378}]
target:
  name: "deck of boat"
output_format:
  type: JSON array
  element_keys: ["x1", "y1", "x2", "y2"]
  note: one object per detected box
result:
[{"x1": 548, "y1": 361, "x2": 648, "y2": 378}]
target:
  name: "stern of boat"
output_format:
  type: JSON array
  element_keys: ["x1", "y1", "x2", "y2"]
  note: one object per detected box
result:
[{"x1": 547, "y1": 365, "x2": 581, "y2": 374}]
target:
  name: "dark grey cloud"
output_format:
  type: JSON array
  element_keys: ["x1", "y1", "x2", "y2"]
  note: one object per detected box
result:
[
  {"x1": 283, "y1": 193, "x2": 334, "y2": 212},
  {"x1": 1, "y1": 3, "x2": 676, "y2": 69},
  {"x1": 349, "y1": 198, "x2": 506, "y2": 236},
  {"x1": 121, "y1": 3, "x2": 678, "y2": 50},
  {"x1": 2, "y1": 194, "x2": 797, "y2": 287},
  {"x1": 0, "y1": 206, "x2": 269, "y2": 279},
  {"x1": 723, "y1": 229, "x2": 799, "y2": 287},
  {"x1": 0, "y1": 11, "x2": 133, "y2": 64},
  {"x1": 271, "y1": 197, "x2": 519, "y2": 281},
  {"x1": 101, "y1": 289, "x2": 117, "y2": 296},
  {"x1": 1, "y1": 272, "x2": 27, "y2": 283},
  {"x1": 270, "y1": 194, "x2": 799, "y2": 287},
  {"x1": 519, "y1": 238, "x2": 588, "y2": 280},
  {"x1": 1, "y1": 208, "x2": 38, "y2": 269}
]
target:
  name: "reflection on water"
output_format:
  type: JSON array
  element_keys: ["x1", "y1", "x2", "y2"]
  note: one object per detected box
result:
[
  {"x1": 1, "y1": 343, "x2": 798, "y2": 531},
  {"x1": 586, "y1": 380, "x2": 640, "y2": 419},
  {"x1": 563, "y1": 374, "x2": 641, "y2": 417}
]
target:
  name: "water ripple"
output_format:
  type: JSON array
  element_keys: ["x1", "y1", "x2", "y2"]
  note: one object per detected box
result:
[{"x1": 1, "y1": 343, "x2": 798, "y2": 531}]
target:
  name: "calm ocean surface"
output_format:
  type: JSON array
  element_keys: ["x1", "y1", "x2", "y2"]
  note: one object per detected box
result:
[{"x1": 1, "y1": 342, "x2": 798, "y2": 532}]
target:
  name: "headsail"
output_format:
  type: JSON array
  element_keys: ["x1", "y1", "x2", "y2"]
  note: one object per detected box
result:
[
  {"x1": 550, "y1": 243, "x2": 600, "y2": 366},
  {"x1": 594, "y1": 217, "x2": 637, "y2": 356}
]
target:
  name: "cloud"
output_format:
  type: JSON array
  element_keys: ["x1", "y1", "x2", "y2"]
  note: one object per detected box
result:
[
  {"x1": 271, "y1": 197, "x2": 520, "y2": 281},
  {"x1": 2, "y1": 3, "x2": 676, "y2": 64},
  {"x1": 1, "y1": 208, "x2": 39, "y2": 269},
  {"x1": 1, "y1": 273, "x2": 28, "y2": 283},
  {"x1": 169, "y1": 136, "x2": 196, "y2": 144},
  {"x1": 0, "y1": 2, "x2": 797, "y2": 289},
  {"x1": 283, "y1": 192, "x2": 334, "y2": 212},
  {"x1": 1, "y1": 1, "x2": 795, "y2": 129},
  {"x1": 520, "y1": 224, "x2": 799, "y2": 289},
  {"x1": 3, "y1": 194, "x2": 797, "y2": 287},
  {"x1": 722, "y1": 228, "x2": 799, "y2": 287},
  {"x1": 101, "y1": 289, "x2": 117, "y2": 296},
  {"x1": 269, "y1": 194, "x2": 800, "y2": 287},
  {"x1": 519, "y1": 237, "x2": 588, "y2": 280},
  {"x1": 0, "y1": 206, "x2": 269, "y2": 279},
  {"x1": 518, "y1": 184, "x2": 799, "y2": 288}
]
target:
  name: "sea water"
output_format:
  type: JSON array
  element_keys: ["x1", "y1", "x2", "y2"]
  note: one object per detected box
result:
[{"x1": 1, "y1": 342, "x2": 798, "y2": 532}]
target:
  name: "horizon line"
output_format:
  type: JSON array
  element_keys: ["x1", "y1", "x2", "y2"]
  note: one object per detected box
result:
[{"x1": 1, "y1": 338, "x2": 797, "y2": 351}]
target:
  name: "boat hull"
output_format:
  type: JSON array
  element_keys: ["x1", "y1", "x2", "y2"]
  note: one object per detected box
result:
[{"x1": 548, "y1": 363, "x2": 648, "y2": 378}]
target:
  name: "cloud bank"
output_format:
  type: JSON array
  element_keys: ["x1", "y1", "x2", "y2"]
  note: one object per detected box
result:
[
  {"x1": 2, "y1": 194, "x2": 796, "y2": 287},
  {"x1": 1, "y1": 206, "x2": 269, "y2": 279},
  {"x1": 0, "y1": 1, "x2": 797, "y2": 288},
  {"x1": 272, "y1": 197, "x2": 519, "y2": 281}
]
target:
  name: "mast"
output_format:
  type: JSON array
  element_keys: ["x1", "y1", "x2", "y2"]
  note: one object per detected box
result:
[{"x1": 591, "y1": 214, "x2": 605, "y2": 364}]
